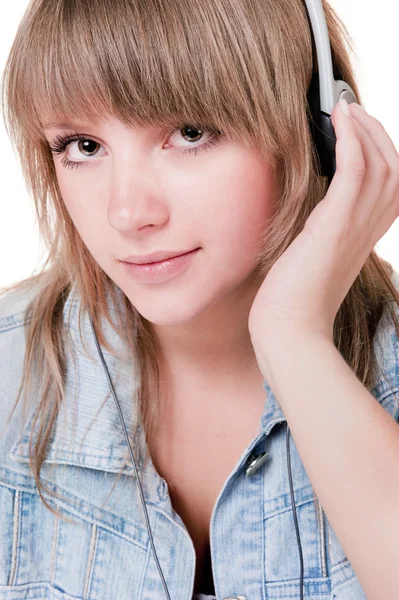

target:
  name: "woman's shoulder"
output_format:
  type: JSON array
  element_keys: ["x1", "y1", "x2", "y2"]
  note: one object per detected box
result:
[
  {"x1": 0, "y1": 280, "x2": 46, "y2": 475},
  {"x1": 0, "y1": 276, "x2": 46, "y2": 330},
  {"x1": 0, "y1": 277, "x2": 48, "y2": 434},
  {"x1": 0, "y1": 279, "x2": 44, "y2": 381}
]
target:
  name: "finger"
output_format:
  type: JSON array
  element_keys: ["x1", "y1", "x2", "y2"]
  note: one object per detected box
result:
[
  {"x1": 350, "y1": 117, "x2": 390, "y2": 225},
  {"x1": 351, "y1": 111, "x2": 399, "y2": 234},
  {"x1": 350, "y1": 103, "x2": 399, "y2": 173},
  {"x1": 320, "y1": 101, "x2": 366, "y2": 224}
]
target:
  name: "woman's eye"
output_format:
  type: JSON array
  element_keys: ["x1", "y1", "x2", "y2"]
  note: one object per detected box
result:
[
  {"x1": 48, "y1": 134, "x2": 104, "y2": 170},
  {"x1": 68, "y1": 139, "x2": 102, "y2": 161},
  {"x1": 168, "y1": 125, "x2": 223, "y2": 156},
  {"x1": 169, "y1": 125, "x2": 210, "y2": 147}
]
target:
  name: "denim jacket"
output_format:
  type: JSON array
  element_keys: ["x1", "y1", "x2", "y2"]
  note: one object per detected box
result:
[{"x1": 1, "y1": 270, "x2": 399, "y2": 600}]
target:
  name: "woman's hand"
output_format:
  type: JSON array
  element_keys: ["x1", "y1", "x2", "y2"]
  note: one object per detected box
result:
[{"x1": 248, "y1": 100, "x2": 399, "y2": 345}]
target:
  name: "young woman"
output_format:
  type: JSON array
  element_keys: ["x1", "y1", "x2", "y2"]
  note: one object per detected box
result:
[{"x1": 0, "y1": 0, "x2": 399, "y2": 599}]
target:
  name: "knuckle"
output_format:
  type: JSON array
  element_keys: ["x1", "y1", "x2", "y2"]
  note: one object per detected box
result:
[
  {"x1": 349, "y1": 161, "x2": 366, "y2": 178},
  {"x1": 376, "y1": 159, "x2": 390, "y2": 179}
]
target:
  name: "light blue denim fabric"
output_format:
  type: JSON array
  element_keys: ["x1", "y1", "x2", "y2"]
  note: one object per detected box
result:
[{"x1": 0, "y1": 270, "x2": 399, "y2": 600}]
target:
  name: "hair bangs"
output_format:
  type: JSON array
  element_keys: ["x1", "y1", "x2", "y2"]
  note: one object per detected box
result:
[{"x1": 2, "y1": 0, "x2": 285, "y2": 161}]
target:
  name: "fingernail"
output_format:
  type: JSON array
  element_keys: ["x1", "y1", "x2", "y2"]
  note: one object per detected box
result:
[
  {"x1": 353, "y1": 103, "x2": 366, "y2": 112},
  {"x1": 339, "y1": 98, "x2": 350, "y2": 117}
]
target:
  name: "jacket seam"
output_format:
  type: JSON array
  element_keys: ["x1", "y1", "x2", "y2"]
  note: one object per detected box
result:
[{"x1": 8, "y1": 489, "x2": 20, "y2": 586}]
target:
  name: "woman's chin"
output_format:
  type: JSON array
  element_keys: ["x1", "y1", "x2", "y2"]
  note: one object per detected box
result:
[{"x1": 129, "y1": 299, "x2": 204, "y2": 327}]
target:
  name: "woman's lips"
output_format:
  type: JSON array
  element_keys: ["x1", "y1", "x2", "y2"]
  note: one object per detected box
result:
[{"x1": 121, "y1": 248, "x2": 200, "y2": 284}]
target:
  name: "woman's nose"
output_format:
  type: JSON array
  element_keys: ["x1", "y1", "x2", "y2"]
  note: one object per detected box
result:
[{"x1": 107, "y1": 159, "x2": 169, "y2": 233}]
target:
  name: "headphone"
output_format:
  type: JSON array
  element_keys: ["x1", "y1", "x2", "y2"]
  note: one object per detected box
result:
[{"x1": 88, "y1": 1, "x2": 357, "y2": 598}]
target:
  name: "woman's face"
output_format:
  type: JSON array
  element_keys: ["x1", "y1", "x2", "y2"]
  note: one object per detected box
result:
[{"x1": 44, "y1": 115, "x2": 279, "y2": 327}]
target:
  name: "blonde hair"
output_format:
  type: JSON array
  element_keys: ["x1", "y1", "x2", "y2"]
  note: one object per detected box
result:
[{"x1": 1, "y1": 0, "x2": 399, "y2": 525}]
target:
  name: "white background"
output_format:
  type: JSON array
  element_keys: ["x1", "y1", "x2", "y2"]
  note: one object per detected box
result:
[{"x1": 1, "y1": 0, "x2": 398, "y2": 287}]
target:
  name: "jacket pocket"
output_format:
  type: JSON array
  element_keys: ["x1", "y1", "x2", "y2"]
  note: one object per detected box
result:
[
  {"x1": 0, "y1": 467, "x2": 151, "y2": 599},
  {"x1": 263, "y1": 485, "x2": 331, "y2": 599}
]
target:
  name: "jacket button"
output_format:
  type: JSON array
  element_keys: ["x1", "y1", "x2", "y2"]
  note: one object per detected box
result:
[{"x1": 245, "y1": 450, "x2": 269, "y2": 477}]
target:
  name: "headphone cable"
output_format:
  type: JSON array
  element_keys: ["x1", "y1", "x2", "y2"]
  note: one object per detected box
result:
[
  {"x1": 89, "y1": 314, "x2": 172, "y2": 600},
  {"x1": 286, "y1": 422, "x2": 305, "y2": 600}
]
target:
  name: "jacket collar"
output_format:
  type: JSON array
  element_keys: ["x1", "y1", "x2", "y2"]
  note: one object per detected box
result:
[{"x1": 9, "y1": 284, "x2": 287, "y2": 475}]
